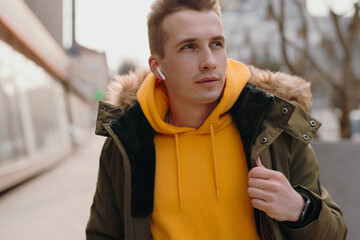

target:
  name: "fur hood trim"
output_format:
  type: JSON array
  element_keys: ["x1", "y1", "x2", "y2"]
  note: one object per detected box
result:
[{"x1": 106, "y1": 66, "x2": 312, "y2": 111}]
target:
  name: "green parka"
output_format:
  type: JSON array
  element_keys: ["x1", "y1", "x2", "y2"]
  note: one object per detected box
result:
[{"x1": 86, "y1": 68, "x2": 347, "y2": 240}]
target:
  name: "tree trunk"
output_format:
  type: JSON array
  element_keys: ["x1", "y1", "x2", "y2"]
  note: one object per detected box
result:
[{"x1": 338, "y1": 90, "x2": 352, "y2": 138}]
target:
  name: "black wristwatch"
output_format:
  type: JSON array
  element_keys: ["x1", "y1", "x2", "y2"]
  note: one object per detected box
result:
[{"x1": 298, "y1": 192, "x2": 312, "y2": 222}]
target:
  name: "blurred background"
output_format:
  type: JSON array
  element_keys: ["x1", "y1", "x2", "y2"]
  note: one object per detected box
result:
[{"x1": 0, "y1": 0, "x2": 359, "y2": 239}]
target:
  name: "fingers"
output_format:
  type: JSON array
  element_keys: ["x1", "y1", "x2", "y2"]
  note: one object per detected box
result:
[
  {"x1": 256, "y1": 156, "x2": 264, "y2": 168},
  {"x1": 248, "y1": 185, "x2": 275, "y2": 215},
  {"x1": 248, "y1": 177, "x2": 269, "y2": 190},
  {"x1": 250, "y1": 198, "x2": 269, "y2": 213},
  {"x1": 249, "y1": 157, "x2": 281, "y2": 180},
  {"x1": 248, "y1": 185, "x2": 273, "y2": 200},
  {"x1": 248, "y1": 167, "x2": 272, "y2": 180},
  {"x1": 248, "y1": 156, "x2": 302, "y2": 221}
]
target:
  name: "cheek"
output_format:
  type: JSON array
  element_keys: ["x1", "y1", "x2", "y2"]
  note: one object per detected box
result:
[
  {"x1": 176, "y1": 58, "x2": 195, "y2": 70},
  {"x1": 218, "y1": 51, "x2": 227, "y2": 63},
  {"x1": 167, "y1": 61, "x2": 194, "y2": 79},
  {"x1": 219, "y1": 54, "x2": 228, "y2": 74}
]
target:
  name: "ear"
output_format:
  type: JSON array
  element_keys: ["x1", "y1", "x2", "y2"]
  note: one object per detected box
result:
[{"x1": 149, "y1": 56, "x2": 162, "y2": 80}]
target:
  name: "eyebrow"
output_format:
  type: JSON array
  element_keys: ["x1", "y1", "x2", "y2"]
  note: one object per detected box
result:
[
  {"x1": 212, "y1": 35, "x2": 225, "y2": 42},
  {"x1": 175, "y1": 38, "x2": 197, "y2": 48},
  {"x1": 175, "y1": 35, "x2": 225, "y2": 48}
]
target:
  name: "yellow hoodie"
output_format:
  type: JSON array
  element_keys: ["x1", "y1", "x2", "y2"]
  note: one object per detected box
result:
[{"x1": 137, "y1": 59, "x2": 259, "y2": 240}]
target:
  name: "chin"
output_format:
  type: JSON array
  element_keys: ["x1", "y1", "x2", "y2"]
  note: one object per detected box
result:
[{"x1": 198, "y1": 93, "x2": 222, "y2": 104}]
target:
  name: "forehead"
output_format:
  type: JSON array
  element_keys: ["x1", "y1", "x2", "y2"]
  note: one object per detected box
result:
[{"x1": 162, "y1": 9, "x2": 224, "y2": 44}]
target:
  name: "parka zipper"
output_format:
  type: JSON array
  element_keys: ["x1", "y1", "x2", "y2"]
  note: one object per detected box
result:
[
  {"x1": 247, "y1": 97, "x2": 274, "y2": 240},
  {"x1": 247, "y1": 97, "x2": 274, "y2": 165}
]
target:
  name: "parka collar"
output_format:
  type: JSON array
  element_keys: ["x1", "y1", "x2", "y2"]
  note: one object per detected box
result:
[{"x1": 231, "y1": 84, "x2": 321, "y2": 169}]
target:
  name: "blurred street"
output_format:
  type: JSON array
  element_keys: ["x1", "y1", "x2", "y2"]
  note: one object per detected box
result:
[
  {"x1": 0, "y1": 1, "x2": 359, "y2": 240},
  {"x1": 0, "y1": 132, "x2": 104, "y2": 240}
]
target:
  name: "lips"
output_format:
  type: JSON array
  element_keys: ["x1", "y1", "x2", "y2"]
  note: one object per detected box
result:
[{"x1": 195, "y1": 76, "x2": 219, "y2": 83}]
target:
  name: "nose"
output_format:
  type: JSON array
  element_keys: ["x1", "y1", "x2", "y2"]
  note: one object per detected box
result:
[{"x1": 199, "y1": 48, "x2": 217, "y2": 71}]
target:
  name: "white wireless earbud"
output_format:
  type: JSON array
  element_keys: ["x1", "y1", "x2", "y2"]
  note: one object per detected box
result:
[{"x1": 157, "y1": 66, "x2": 166, "y2": 80}]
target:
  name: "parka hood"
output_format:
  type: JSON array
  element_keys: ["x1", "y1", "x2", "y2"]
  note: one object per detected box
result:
[{"x1": 105, "y1": 59, "x2": 312, "y2": 112}]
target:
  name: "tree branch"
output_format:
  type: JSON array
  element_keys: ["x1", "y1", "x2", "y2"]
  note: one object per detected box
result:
[
  {"x1": 275, "y1": 0, "x2": 340, "y2": 89},
  {"x1": 277, "y1": 0, "x2": 301, "y2": 75},
  {"x1": 347, "y1": 2, "x2": 360, "y2": 54},
  {"x1": 293, "y1": 0, "x2": 310, "y2": 70},
  {"x1": 330, "y1": 11, "x2": 351, "y2": 59},
  {"x1": 331, "y1": 3, "x2": 359, "y2": 105},
  {"x1": 282, "y1": 38, "x2": 340, "y2": 89}
]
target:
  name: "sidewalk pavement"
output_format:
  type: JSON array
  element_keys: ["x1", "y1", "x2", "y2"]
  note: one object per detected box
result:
[
  {"x1": 0, "y1": 133, "x2": 105, "y2": 240},
  {"x1": 312, "y1": 140, "x2": 360, "y2": 240}
]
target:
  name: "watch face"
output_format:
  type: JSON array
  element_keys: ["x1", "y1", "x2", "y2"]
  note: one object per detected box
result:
[{"x1": 299, "y1": 192, "x2": 311, "y2": 221}]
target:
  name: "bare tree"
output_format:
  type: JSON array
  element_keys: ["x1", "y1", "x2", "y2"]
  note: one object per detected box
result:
[
  {"x1": 273, "y1": 0, "x2": 360, "y2": 138},
  {"x1": 222, "y1": 0, "x2": 360, "y2": 138}
]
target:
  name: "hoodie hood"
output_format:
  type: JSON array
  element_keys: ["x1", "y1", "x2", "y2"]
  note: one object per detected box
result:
[
  {"x1": 135, "y1": 59, "x2": 250, "y2": 134},
  {"x1": 134, "y1": 59, "x2": 251, "y2": 213}
]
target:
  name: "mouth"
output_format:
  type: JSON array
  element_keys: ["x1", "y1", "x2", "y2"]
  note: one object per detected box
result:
[{"x1": 195, "y1": 77, "x2": 219, "y2": 83}]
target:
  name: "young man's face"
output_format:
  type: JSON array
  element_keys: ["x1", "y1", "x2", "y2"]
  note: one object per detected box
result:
[{"x1": 157, "y1": 9, "x2": 227, "y2": 108}]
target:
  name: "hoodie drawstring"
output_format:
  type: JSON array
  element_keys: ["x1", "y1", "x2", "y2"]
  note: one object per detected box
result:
[
  {"x1": 174, "y1": 133, "x2": 184, "y2": 210},
  {"x1": 210, "y1": 123, "x2": 220, "y2": 198},
  {"x1": 173, "y1": 124, "x2": 220, "y2": 210}
]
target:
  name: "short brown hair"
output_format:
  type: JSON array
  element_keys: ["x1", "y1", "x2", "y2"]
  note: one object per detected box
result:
[{"x1": 147, "y1": 0, "x2": 221, "y2": 59}]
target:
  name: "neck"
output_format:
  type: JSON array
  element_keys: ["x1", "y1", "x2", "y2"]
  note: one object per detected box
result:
[{"x1": 167, "y1": 101, "x2": 218, "y2": 129}]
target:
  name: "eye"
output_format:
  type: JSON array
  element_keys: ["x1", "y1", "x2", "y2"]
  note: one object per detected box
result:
[
  {"x1": 181, "y1": 44, "x2": 196, "y2": 50},
  {"x1": 211, "y1": 41, "x2": 223, "y2": 48}
]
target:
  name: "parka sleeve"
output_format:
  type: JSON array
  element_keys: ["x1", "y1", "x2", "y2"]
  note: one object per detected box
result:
[
  {"x1": 280, "y1": 141, "x2": 347, "y2": 240},
  {"x1": 86, "y1": 138, "x2": 125, "y2": 240}
]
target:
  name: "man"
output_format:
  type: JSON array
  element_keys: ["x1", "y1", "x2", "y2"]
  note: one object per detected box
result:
[{"x1": 86, "y1": 0, "x2": 347, "y2": 239}]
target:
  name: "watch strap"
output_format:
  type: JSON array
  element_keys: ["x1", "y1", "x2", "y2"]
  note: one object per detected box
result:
[{"x1": 298, "y1": 191, "x2": 311, "y2": 222}]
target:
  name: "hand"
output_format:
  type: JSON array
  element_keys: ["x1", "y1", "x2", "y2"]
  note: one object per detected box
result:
[{"x1": 247, "y1": 157, "x2": 305, "y2": 222}]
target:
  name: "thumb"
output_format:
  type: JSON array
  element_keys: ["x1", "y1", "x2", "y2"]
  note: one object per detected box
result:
[{"x1": 256, "y1": 156, "x2": 265, "y2": 168}]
